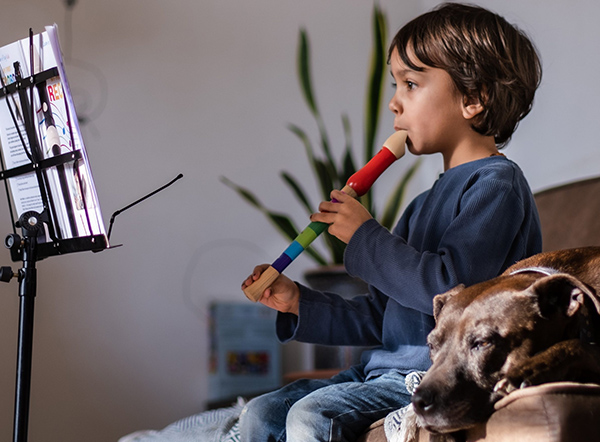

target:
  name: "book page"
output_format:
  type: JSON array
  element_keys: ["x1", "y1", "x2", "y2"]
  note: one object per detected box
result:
[{"x1": 0, "y1": 35, "x2": 41, "y2": 215}]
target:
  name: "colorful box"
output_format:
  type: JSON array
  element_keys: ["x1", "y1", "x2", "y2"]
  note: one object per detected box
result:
[{"x1": 209, "y1": 302, "x2": 281, "y2": 401}]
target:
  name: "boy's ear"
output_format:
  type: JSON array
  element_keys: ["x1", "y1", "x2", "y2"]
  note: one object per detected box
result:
[{"x1": 461, "y1": 93, "x2": 485, "y2": 120}]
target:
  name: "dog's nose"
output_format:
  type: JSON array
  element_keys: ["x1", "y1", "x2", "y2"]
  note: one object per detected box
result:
[{"x1": 412, "y1": 388, "x2": 435, "y2": 414}]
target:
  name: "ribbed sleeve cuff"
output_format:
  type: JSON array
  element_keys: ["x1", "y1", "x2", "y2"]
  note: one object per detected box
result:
[{"x1": 275, "y1": 283, "x2": 319, "y2": 343}]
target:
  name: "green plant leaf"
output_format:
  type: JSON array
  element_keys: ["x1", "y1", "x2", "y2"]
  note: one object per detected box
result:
[
  {"x1": 288, "y1": 124, "x2": 317, "y2": 174},
  {"x1": 220, "y1": 176, "x2": 296, "y2": 238},
  {"x1": 287, "y1": 123, "x2": 315, "y2": 169},
  {"x1": 298, "y1": 29, "x2": 317, "y2": 115},
  {"x1": 360, "y1": 5, "x2": 387, "y2": 215},
  {"x1": 281, "y1": 171, "x2": 314, "y2": 216},
  {"x1": 341, "y1": 150, "x2": 357, "y2": 189},
  {"x1": 288, "y1": 123, "x2": 333, "y2": 201},
  {"x1": 379, "y1": 159, "x2": 422, "y2": 230},
  {"x1": 219, "y1": 176, "x2": 263, "y2": 209},
  {"x1": 323, "y1": 231, "x2": 346, "y2": 264},
  {"x1": 220, "y1": 176, "x2": 328, "y2": 265},
  {"x1": 297, "y1": 29, "x2": 338, "y2": 189},
  {"x1": 340, "y1": 114, "x2": 357, "y2": 185},
  {"x1": 304, "y1": 245, "x2": 329, "y2": 266},
  {"x1": 364, "y1": 4, "x2": 387, "y2": 164},
  {"x1": 314, "y1": 158, "x2": 334, "y2": 200}
]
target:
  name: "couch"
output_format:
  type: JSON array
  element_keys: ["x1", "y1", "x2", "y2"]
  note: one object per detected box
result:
[{"x1": 358, "y1": 176, "x2": 600, "y2": 441}]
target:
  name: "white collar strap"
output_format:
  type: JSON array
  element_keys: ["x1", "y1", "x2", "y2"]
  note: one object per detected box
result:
[{"x1": 509, "y1": 266, "x2": 559, "y2": 277}]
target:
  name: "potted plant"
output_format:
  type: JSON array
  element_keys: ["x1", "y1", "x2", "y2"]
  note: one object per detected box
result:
[{"x1": 221, "y1": 4, "x2": 421, "y2": 279}]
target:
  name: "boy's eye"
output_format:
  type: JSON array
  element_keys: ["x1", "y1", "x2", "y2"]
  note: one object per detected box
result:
[{"x1": 390, "y1": 79, "x2": 417, "y2": 91}]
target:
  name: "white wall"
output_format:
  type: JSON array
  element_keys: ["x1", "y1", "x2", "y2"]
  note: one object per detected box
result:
[{"x1": 0, "y1": 0, "x2": 598, "y2": 440}]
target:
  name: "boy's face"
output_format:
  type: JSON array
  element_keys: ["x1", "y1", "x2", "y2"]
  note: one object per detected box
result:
[{"x1": 388, "y1": 47, "x2": 474, "y2": 162}]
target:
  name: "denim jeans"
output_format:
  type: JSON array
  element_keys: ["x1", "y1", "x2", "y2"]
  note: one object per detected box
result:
[{"x1": 238, "y1": 365, "x2": 412, "y2": 442}]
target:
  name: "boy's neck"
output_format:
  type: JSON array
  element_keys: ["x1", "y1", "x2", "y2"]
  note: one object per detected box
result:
[{"x1": 443, "y1": 134, "x2": 499, "y2": 171}]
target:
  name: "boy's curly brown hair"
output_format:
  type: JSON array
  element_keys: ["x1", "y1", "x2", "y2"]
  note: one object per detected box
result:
[{"x1": 389, "y1": 2, "x2": 542, "y2": 147}]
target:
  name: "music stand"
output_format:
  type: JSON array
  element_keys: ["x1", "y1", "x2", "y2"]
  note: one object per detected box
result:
[{"x1": 0, "y1": 27, "x2": 108, "y2": 442}]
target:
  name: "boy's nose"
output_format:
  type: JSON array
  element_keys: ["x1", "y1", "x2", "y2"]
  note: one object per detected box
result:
[{"x1": 388, "y1": 95, "x2": 401, "y2": 115}]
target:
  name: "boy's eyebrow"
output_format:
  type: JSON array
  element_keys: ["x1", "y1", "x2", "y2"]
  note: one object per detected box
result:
[{"x1": 390, "y1": 67, "x2": 427, "y2": 77}]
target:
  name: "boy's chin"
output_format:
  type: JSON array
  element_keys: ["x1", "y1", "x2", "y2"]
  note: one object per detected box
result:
[{"x1": 406, "y1": 139, "x2": 419, "y2": 155}]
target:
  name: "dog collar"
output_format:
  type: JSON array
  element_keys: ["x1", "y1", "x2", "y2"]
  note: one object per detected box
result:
[{"x1": 509, "y1": 266, "x2": 559, "y2": 276}]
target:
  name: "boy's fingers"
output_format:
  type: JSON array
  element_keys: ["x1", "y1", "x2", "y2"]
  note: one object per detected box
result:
[
  {"x1": 259, "y1": 288, "x2": 271, "y2": 304},
  {"x1": 330, "y1": 189, "x2": 350, "y2": 201},
  {"x1": 310, "y1": 212, "x2": 334, "y2": 224}
]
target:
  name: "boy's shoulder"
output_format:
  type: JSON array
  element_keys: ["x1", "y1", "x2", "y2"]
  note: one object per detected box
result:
[{"x1": 410, "y1": 157, "x2": 528, "y2": 209}]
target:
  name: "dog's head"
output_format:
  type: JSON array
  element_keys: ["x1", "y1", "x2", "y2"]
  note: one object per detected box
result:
[{"x1": 412, "y1": 272, "x2": 593, "y2": 433}]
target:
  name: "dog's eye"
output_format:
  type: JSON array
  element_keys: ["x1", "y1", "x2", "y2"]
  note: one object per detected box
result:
[
  {"x1": 471, "y1": 340, "x2": 492, "y2": 351},
  {"x1": 426, "y1": 341, "x2": 440, "y2": 360}
]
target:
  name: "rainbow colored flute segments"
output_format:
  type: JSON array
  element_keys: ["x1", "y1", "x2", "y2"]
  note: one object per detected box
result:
[{"x1": 271, "y1": 221, "x2": 328, "y2": 273}]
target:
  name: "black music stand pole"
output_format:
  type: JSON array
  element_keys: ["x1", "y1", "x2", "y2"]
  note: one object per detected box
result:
[{"x1": 11, "y1": 211, "x2": 42, "y2": 442}]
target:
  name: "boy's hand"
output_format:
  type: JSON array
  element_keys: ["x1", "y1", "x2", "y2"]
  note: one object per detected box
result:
[
  {"x1": 242, "y1": 264, "x2": 300, "y2": 315},
  {"x1": 310, "y1": 190, "x2": 372, "y2": 243}
]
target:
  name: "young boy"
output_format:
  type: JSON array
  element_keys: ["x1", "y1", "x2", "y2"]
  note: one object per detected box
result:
[{"x1": 239, "y1": 3, "x2": 542, "y2": 441}]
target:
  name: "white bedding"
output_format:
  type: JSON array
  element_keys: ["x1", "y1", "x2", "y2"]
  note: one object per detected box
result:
[{"x1": 119, "y1": 397, "x2": 245, "y2": 442}]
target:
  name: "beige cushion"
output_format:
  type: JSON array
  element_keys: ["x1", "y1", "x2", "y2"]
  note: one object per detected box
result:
[
  {"x1": 465, "y1": 382, "x2": 600, "y2": 441},
  {"x1": 360, "y1": 383, "x2": 600, "y2": 442}
]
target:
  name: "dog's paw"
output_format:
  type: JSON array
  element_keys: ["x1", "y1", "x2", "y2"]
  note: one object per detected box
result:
[
  {"x1": 496, "y1": 366, "x2": 540, "y2": 396},
  {"x1": 503, "y1": 349, "x2": 569, "y2": 391},
  {"x1": 493, "y1": 378, "x2": 516, "y2": 397},
  {"x1": 493, "y1": 375, "x2": 533, "y2": 397}
]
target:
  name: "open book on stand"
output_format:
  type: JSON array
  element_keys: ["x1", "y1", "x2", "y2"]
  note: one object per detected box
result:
[{"x1": 0, "y1": 25, "x2": 107, "y2": 257}]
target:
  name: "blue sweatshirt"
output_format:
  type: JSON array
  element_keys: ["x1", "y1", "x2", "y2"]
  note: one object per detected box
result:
[{"x1": 276, "y1": 156, "x2": 542, "y2": 377}]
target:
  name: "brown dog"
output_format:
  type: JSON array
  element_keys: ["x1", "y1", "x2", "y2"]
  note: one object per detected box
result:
[{"x1": 411, "y1": 246, "x2": 600, "y2": 435}]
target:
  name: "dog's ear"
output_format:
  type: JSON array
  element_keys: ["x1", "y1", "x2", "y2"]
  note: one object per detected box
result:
[
  {"x1": 433, "y1": 284, "x2": 465, "y2": 321},
  {"x1": 529, "y1": 274, "x2": 592, "y2": 318}
]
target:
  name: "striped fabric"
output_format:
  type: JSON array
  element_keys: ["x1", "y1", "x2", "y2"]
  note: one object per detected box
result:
[{"x1": 118, "y1": 398, "x2": 245, "y2": 442}]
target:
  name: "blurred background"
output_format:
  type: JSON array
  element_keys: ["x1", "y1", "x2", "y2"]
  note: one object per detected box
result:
[{"x1": 0, "y1": 0, "x2": 598, "y2": 440}]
